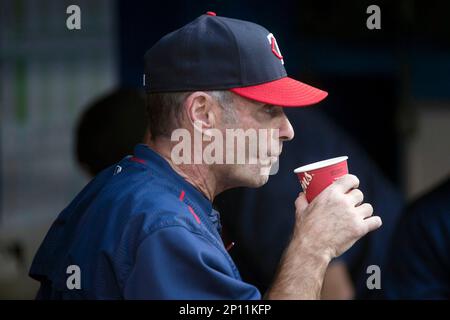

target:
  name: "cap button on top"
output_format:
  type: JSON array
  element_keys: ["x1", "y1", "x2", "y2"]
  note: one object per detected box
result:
[{"x1": 206, "y1": 11, "x2": 216, "y2": 16}]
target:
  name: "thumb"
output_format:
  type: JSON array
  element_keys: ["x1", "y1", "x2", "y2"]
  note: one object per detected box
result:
[{"x1": 295, "y1": 192, "x2": 309, "y2": 213}]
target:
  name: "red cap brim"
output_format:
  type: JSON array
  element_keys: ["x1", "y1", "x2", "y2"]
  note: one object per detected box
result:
[{"x1": 230, "y1": 76, "x2": 328, "y2": 107}]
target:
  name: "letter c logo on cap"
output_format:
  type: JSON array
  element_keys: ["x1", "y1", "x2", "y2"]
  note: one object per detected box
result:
[{"x1": 267, "y1": 33, "x2": 284, "y2": 65}]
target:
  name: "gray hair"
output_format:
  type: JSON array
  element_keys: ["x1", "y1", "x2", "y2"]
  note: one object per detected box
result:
[{"x1": 145, "y1": 90, "x2": 236, "y2": 139}]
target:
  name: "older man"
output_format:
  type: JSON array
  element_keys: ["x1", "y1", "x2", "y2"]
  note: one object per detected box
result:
[{"x1": 30, "y1": 13, "x2": 381, "y2": 299}]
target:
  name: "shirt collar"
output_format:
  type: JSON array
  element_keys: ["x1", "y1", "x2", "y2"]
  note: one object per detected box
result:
[
  {"x1": 133, "y1": 144, "x2": 222, "y2": 233},
  {"x1": 209, "y1": 208, "x2": 222, "y2": 235}
]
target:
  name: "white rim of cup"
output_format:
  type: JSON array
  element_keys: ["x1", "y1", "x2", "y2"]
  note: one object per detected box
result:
[{"x1": 293, "y1": 156, "x2": 348, "y2": 174}]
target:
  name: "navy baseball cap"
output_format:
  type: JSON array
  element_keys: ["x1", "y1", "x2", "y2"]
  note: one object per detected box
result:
[{"x1": 144, "y1": 12, "x2": 327, "y2": 107}]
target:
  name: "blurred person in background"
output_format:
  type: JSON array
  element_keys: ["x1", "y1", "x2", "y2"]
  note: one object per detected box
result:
[
  {"x1": 75, "y1": 88, "x2": 147, "y2": 177},
  {"x1": 383, "y1": 177, "x2": 450, "y2": 299},
  {"x1": 215, "y1": 107, "x2": 404, "y2": 299},
  {"x1": 0, "y1": 88, "x2": 146, "y2": 299}
]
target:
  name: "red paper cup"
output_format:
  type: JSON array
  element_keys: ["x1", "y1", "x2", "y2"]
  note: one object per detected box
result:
[{"x1": 294, "y1": 156, "x2": 349, "y2": 203}]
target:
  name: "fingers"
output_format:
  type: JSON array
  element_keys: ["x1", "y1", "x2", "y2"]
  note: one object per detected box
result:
[
  {"x1": 357, "y1": 203, "x2": 374, "y2": 219},
  {"x1": 363, "y1": 215, "x2": 382, "y2": 233},
  {"x1": 334, "y1": 174, "x2": 360, "y2": 193},
  {"x1": 348, "y1": 188, "x2": 364, "y2": 206},
  {"x1": 295, "y1": 192, "x2": 308, "y2": 213}
]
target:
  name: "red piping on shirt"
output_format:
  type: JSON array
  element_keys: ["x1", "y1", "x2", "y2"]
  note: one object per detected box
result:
[
  {"x1": 187, "y1": 205, "x2": 201, "y2": 224},
  {"x1": 129, "y1": 156, "x2": 146, "y2": 164},
  {"x1": 179, "y1": 190, "x2": 200, "y2": 224}
]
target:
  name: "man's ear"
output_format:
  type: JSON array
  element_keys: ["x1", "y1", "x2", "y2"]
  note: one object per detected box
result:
[{"x1": 184, "y1": 92, "x2": 216, "y2": 132}]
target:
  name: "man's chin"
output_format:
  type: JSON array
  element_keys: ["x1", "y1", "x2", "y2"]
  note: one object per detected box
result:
[
  {"x1": 245, "y1": 169, "x2": 271, "y2": 188},
  {"x1": 257, "y1": 174, "x2": 270, "y2": 187},
  {"x1": 225, "y1": 164, "x2": 272, "y2": 189}
]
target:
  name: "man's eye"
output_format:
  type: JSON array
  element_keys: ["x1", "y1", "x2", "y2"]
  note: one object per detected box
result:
[{"x1": 264, "y1": 106, "x2": 276, "y2": 114}]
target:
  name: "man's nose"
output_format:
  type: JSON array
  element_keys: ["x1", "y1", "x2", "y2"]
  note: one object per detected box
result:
[{"x1": 279, "y1": 113, "x2": 295, "y2": 142}]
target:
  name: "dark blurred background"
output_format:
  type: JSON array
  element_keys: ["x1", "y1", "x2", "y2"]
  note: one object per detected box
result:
[{"x1": 1, "y1": 0, "x2": 449, "y2": 298}]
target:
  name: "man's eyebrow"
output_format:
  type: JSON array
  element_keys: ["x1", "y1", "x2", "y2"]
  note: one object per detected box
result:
[{"x1": 262, "y1": 104, "x2": 283, "y2": 110}]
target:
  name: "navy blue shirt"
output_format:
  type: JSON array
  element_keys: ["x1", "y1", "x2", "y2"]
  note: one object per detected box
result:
[
  {"x1": 383, "y1": 177, "x2": 450, "y2": 299},
  {"x1": 29, "y1": 144, "x2": 261, "y2": 299}
]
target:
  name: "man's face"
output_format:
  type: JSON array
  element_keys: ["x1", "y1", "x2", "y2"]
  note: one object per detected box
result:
[{"x1": 216, "y1": 93, "x2": 295, "y2": 188}]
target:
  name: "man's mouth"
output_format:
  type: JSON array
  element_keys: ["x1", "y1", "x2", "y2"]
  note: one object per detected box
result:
[{"x1": 269, "y1": 144, "x2": 283, "y2": 159}]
